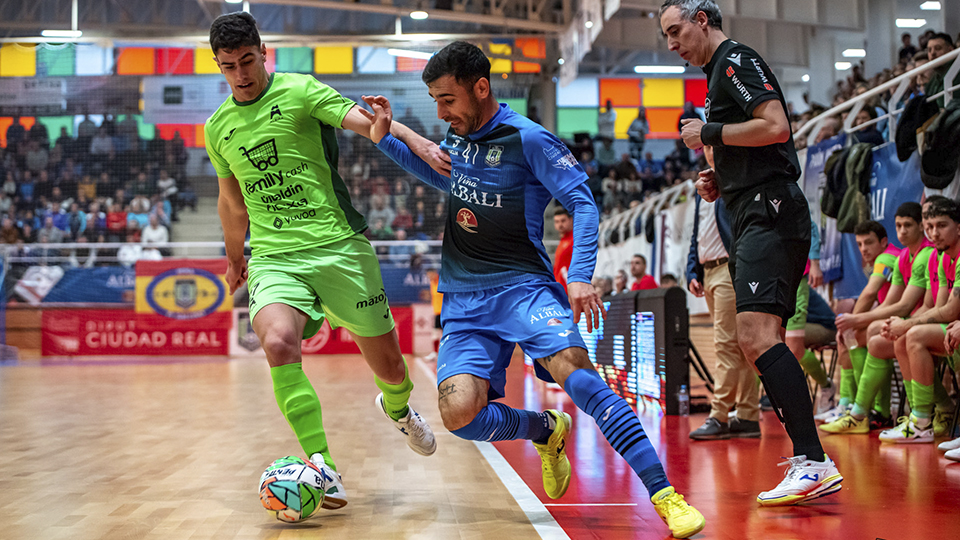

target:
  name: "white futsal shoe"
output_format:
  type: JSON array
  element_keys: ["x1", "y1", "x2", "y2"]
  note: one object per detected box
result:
[
  {"x1": 756, "y1": 454, "x2": 843, "y2": 506},
  {"x1": 938, "y1": 437, "x2": 960, "y2": 452},
  {"x1": 309, "y1": 454, "x2": 348, "y2": 509},
  {"x1": 376, "y1": 393, "x2": 437, "y2": 456}
]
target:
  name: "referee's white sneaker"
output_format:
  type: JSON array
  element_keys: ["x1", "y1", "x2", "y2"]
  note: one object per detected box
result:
[
  {"x1": 757, "y1": 454, "x2": 842, "y2": 506},
  {"x1": 376, "y1": 393, "x2": 437, "y2": 456},
  {"x1": 938, "y1": 436, "x2": 960, "y2": 452}
]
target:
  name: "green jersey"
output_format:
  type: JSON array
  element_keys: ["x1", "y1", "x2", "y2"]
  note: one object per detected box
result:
[
  {"x1": 205, "y1": 72, "x2": 366, "y2": 256},
  {"x1": 891, "y1": 245, "x2": 934, "y2": 288}
]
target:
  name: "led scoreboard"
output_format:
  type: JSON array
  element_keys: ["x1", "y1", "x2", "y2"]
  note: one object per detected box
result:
[{"x1": 577, "y1": 287, "x2": 691, "y2": 415}]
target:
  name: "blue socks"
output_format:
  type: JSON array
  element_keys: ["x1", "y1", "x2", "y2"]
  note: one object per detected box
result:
[
  {"x1": 451, "y1": 401, "x2": 553, "y2": 443},
  {"x1": 565, "y1": 368, "x2": 670, "y2": 496}
]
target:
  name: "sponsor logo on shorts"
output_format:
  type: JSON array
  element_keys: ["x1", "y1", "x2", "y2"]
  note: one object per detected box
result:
[
  {"x1": 558, "y1": 329, "x2": 574, "y2": 337},
  {"x1": 749, "y1": 282, "x2": 759, "y2": 293},
  {"x1": 357, "y1": 288, "x2": 388, "y2": 310},
  {"x1": 530, "y1": 306, "x2": 566, "y2": 324},
  {"x1": 456, "y1": 208, "x2": 478, "y2": 233},
  {"x1": 547, "y1": 318, "x2": 563, "y2": 326}
]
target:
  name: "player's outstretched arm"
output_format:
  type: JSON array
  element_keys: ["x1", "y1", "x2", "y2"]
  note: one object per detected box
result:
[
  {"x1": 342, "y1": 96, "x2": 451, "y2": 177},
  {"x1": 850, "y1": 274, "x2": 887, "y2": 314},
  {"x1": 217, "y1": 175, "x2": 249, "y2": 295}
]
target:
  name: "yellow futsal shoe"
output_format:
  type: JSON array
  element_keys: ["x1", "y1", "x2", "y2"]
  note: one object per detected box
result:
[
  {"x1": 818, "y1": 412, "x2": 869, "y2": 434},
  {"x1": 532, "y1": 410, "x2": 572, "y2": 499},
  {"x1": 652, "y1": 486, "x2": 707, "y2": 539}
]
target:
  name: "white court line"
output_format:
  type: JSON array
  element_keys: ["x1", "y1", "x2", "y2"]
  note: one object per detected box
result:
[
  {"x1": 543, "y1": 503, "x2": 638, "y2": 507},
  {"x1": 413, "y1": 357, "x2": 570, "y2": 540}
]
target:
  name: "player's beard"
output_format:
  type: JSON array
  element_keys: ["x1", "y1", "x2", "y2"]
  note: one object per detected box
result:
[{"x1": 451, "y1": 93, "x2": 484, "y2": 136}]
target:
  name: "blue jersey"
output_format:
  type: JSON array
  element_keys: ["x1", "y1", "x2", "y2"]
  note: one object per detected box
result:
[{"x1": 378, "y1": 103, "x2": 598, "y2": 293}]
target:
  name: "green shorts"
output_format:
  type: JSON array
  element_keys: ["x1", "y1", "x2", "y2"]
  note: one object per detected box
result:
[
  {"x1": 785, "y1": 277, "x2": 810, "y2": 335},
  {"x1": 247, "y1": 233, "x2": 395, "y2": 340}
]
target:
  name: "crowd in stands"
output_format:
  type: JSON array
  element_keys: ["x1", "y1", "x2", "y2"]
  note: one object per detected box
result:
[
  {"x1": 791, "y1": 29, "x2": 960, "y2": 149},
  {"x1": 0, "y1": 114, "x2": 199, "y2": 264}
]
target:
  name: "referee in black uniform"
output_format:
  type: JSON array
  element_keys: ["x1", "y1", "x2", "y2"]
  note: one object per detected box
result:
[{"x1": 659, "y1": 0, "x2": 843, "y2": 506}]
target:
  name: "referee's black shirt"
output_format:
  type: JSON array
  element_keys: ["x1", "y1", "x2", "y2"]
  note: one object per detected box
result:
[{"x1": 703, "y1": 39, "x2": 801, "y2": 204}]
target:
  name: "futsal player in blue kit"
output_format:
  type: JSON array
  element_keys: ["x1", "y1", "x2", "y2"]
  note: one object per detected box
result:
[{"x1": 362, "y1": 41, "x2": 705, "y2": 538}]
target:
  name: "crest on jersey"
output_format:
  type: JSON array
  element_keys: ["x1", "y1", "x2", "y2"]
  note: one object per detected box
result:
[
  {"x1": 485, "y1": 145, "x2": 503, "y2": 167},
  {"x1": 456, "y1": 208, "x2": 478, "y2": 233}
]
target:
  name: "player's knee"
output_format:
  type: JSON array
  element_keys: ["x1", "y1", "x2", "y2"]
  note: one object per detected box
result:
[
  {"x1": 440, "y1": 400, "x2": 483, "y2": 433},
  {"x1": 261, "y1": 330, "x2": 302, "y2": 364}
]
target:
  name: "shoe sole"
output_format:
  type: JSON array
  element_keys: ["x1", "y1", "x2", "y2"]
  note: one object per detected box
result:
[
  {"x1": 880, "y1": 437, "x2": 934, "y2": 444},
  {"x1": 946, "y1": 453, "x2": 960, "y2": 462},
  {"x1": 669, "y1": 513, "x2": 706, "y2": 539},
  {"x1": 818, "y1": 425, "x2": 869, "y2": 435},
  {"x1": 689, "y1": 432, "x2": 731, "y2": 440},
  {"x1": 729, "y1": 430, "x2": 762, "y2": 439},
  {"x1": 757, "y1": 474, "x2": 843, "y2": 507},
  {"x1": 322, "y1": 494, "x2": 348, "y2": 510}
]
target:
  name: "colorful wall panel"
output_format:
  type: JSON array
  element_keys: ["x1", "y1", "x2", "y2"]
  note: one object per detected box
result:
[
  {"x1": 37, "y1": 44, "x2": 75, "y2": 77},
  {"x1": 557, "y1": 108, "x2": 599, "y2": 139},
  {"x1": 116, "y1": 48, "x2": 155, "y2": 76},
  {"x1": 194, "y1": 48, "x2": 220, "y2": 74},
  {"x1": 356, "y1": 47, "x2": 395, "y2": 74},
  {"x1": 0, "y1": 44, "x2": 37, "y2": 77},
  {"x1": 641, "y1": 78, "x2": 684, "y2": 108},
  {"x1": 155, "y1": 48, "x2": 193, "y2": 75},
  {"x1": 314, "y1": 46, "x2": 353, "y2": 74},
  {"x1": 684, "y1": 79, "x2": 708, "y2": 107},
  {"x1": 276, "y1": 47, "x2": 313, "y2": 73},
  {"x1": 599, "y1": 78, "x2": 641, "y2": 108},
  {"x1": 75, "y1": 44, "x2": 113, "y2": 75}
]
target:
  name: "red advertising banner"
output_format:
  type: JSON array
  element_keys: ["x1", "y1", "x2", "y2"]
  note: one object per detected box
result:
[{"x1": 42, "y1": 309, "x2": 231, "y2": 356}]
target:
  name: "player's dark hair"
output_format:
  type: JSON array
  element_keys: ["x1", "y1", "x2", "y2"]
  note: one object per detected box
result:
[
  {"x1": 422, "y1": 41, "x2": 491, "y2": 89},
  {"x1": 924, "y1": 194, "x2": 950, "y2": 208},
  {"x1": 209, "y1": 12, "x2": 260, "y2": 55},
  {"x1": 923, "y1": 198, "x2": 960, "y2": 223},
  {"x1": 659, "y1": 0, "x2": 723, "y2": 30},
  {"x1": 929, "y1": 32, "x2": 955, "y2": 48},
  {"x1": 895, "y1": 201, "x2": 922, "y2": 224},
  {"x1": 554, "y1": 206, "x2": 570, "y2": 217},
  {"x1": 633, "y1": 254, "x2": 647, "y2": 264},
  {"x1": 854, "y1": 220, "x2": 887, "y2": 241}
]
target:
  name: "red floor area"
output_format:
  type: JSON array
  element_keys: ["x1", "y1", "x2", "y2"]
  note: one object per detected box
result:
[{"x1": 494, "y1": 362, "x2": 960, "y2": 539}]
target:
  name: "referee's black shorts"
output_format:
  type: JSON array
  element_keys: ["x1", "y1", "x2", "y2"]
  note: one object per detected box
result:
[{"x1": 726, "y1": 181, "x2": 811, "y2": 325}]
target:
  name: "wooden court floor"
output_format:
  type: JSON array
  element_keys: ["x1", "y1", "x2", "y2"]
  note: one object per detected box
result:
[
  {"x1": 0, "y1": 355, "x2": 541, "y2": 540},
  {"x1": 4, "y1": 352, "x2": 960, "y2": 540}
]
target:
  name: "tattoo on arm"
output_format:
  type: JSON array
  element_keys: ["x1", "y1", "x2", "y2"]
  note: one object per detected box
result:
[
  {"x1": 438, "y1": 383, "x2": 457, "y2": 400},
  {"x1": 540, "y1": 354, "x2": 556, "y2": 364}
]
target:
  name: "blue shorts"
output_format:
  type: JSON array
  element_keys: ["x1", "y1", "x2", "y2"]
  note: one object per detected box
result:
[{"x1": 437, "y1": 280, "x2": 587, "y2": 400}]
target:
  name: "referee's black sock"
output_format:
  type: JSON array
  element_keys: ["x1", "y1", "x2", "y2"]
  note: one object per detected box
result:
[{"x1": 755, "y1": 343, "x2": 826, "y2": 462}]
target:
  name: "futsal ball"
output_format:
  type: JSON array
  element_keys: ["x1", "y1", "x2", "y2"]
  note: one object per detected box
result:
[{"x1": 259, "y1": 456, "x2": 326, "y2": 522}]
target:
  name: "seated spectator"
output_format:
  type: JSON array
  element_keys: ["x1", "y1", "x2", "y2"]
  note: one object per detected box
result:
[
  {"x1": 851, "y1": 106, "x2": 885, "y2": 146},
  {"x1": 37, "y1": 216, "x2": 64, "y2": 244},
  {"x1": 814, "y1": 116, "x2": 842, "y2": 144},
  {"x1": 24, "y1": 139, "x2": 49, "y2": 173},
  {"x1": 595, "y1": 137, "x2": 617, "y2": 175},
  {"x1": 19, "y1": 222, "x2": 36, "y2": 243},
  {"x1": 369, "y1": 218, "x2": 394, "y2": 240},
  {"x1": 3, "y1": 171, "x2": 16, "y2": 199},
  {"x1": 0, "y1": 191, "x2": 12, "y2": 215},
  {"x1": 388, "y1": 228, "x2": 416, "y2": 259},
  {"x1": 90, "y1": 126, "x2": 114, "y2": 156},
  {"x1": 141, "y1": 213, "x2": 169, "y2": 257},
  {"x1": 19, "y1": 171, "x2": 36, "y2": 203},
  {"x1": 924, "y1": 32, "x2": 958, "y2": 108},
  {"x1": 614, "y1": 153, "x2": 639, "y2": 180},
  {"x1": 411, "y1": 199, "x2": 427, "y2": 237},
  {"x1": 630, "y1": 254, "x2": 658, "y2": 290},
  {"x1": 0, "y1": 217, "x2": 20, "y2": 244},
  {"x1": 367, "y1": 194, "x2": 396, "y2": 229},
  {"x1": 67, "y1": 202, "x2": 87, "y2": 240},
  {"x1": 391, "y1": 178, "x2": 410, "y2": 211},
  {"x1": 392, "y1": 206, "x2": 414, "y2": 232},
  {"x1": 611, "y1": 270, "x2": 628, "y2": 295},
  {"x1": 106, "y1": 203, "x2": 128, "y2": 241},
  {"x1": 77, "y1": 174, "x2": 97, "y2": 201},
  {"x1": 592, "y1": 275, "x2": 613, "y2": 298}
]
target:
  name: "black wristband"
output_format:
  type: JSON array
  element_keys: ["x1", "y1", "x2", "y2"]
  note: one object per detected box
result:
[{"x1": 700, "y1": 122, "x2": 724, "y2": 147}]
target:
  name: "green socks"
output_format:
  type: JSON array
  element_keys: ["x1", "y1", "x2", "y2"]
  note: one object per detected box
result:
[
  {"x1": 799, "y1": 349, "x2": 829, "y2": 387},
  {"x1": 849, "y1": 347, "x2": 867, "y2": 389},
  {"x1": 912, "y1": 380, "x2": 935, "y2": 419},
  {"x1": 852, "y1": 353, "x2": 893, "y2": 419},
  {"x1": 271, "y1": 362, "x2": 335, "y2": 471},
  {"x1": 839, "y1": 368, "x2": 856, "y2": 407},
  {"x1": 375, "y1": 357, "x2": 414, "y2": 421}
]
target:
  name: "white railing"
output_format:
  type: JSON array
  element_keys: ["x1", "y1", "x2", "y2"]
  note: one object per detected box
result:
[
  {"x1": 796, "y1": 47, "x2": 960, "y2": 146},
  {"x1": 598, "y1": 179, "x2": 696, "y2": 248},
  {"x1": 0, "y1": 239, "x2": 443, "y2": 266}
]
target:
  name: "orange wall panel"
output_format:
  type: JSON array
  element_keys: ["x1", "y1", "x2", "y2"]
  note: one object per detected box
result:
[
  {"x1": 647, "y1": 108, "x2": 683, "y2": 134},
  {"x1": 117, "y1": 48, "x2": 156, "y2": 75},
  {"x1": 599, "y1": 78, "x2": 641, "y2": 108}
]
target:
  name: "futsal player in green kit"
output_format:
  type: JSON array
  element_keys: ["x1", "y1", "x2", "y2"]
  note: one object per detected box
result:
[{"x1": 205, "y1": 12, "x2": 445, "y2": 510}]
